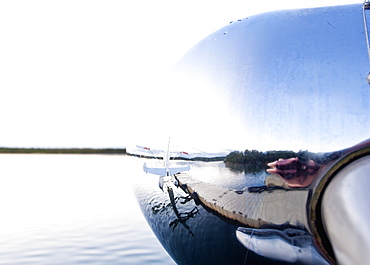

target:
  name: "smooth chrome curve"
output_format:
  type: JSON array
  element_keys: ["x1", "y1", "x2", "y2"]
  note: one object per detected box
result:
[
  {"x1": 170, "y1": 4, "x2": 370, "y2": 153},
  {"x1": 236, "y1": 227, "x2": 330, "y2": 264},
  {"x1": 141, "y1": 4, "x2": 370, "y2": 264},
  {"x1": 322, "y1": 155, "x2": 370, "y2": 265}
]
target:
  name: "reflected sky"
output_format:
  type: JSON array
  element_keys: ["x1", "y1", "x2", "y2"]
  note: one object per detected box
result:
[
  {"x1": 163, "y1": 4, "x2": 370, "y2": 153},
  {"x1": 0, "y1": 1, "x2": 362, "y2": 150}
]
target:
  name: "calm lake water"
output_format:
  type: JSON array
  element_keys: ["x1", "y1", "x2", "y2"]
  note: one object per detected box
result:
[
  {"x1": 0, "y1": 154, "x2": 175, "y2": 265},
  {"x1": 0, "y1": 154, "x2": 285, "y2": 265}
]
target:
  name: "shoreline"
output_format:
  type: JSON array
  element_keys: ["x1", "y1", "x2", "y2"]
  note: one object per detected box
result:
[{"x1": 0, "y1": 147, "x2": 127, "y2": 155}]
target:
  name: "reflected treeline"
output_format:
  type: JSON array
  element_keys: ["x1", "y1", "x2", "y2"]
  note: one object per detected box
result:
[
  {"x1": 225, "y1": 150, "x2": 296, "y2": 165},
  {"x1": 225, "y1": 150, "x2": 296, "y2": 174},
  {"x1": 225, "y1": 149, "x2": 342, "y2": 174},
  {"x1": 225, "y1": 162, "x2": 267, "y2": 174},
  {"x1": 151, "y1": 188, "x2": 199, "y2": 237}
]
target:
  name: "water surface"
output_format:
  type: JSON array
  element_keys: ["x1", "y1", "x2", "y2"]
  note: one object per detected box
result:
[{"x1": 0, "y1": 154, "x2": 175, "y2": 264}]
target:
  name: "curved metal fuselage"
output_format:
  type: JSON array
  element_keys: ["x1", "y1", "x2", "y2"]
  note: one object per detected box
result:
[
  {"x1": 164, "y1": 3, "x2": 370, "y2": 264},
  {"x1": 170, "y1": 4, "x2": 370, "y2": 153}
]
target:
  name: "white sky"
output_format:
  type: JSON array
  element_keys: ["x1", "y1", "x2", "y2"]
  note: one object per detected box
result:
[{"x1": 0, "y1": 0, "x2": 361, "y2": 149}]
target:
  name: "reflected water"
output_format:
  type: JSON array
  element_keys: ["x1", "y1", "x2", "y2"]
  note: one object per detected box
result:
[
  {"x1": 134, "y1": 140, "x2": 370, "y2": 265},
  {"x1": 134, "y1": 159, "x2": 292, "y2": 265},
  {"x1": 0, "y1": 153, "x2": 357, "y2": 264},
  {"x1": 133, "y1": 4, "x2": 370, "y2": 264}
]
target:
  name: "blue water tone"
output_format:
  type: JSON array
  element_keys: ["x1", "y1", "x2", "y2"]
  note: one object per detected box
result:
[
  {"x1": 0, "y1": 155, "x2": 300, "y2": 264},
  {"x1": 0, "y1": 155, "x2": 174, "y2": 265},
  {"x1": 134, "y1": 159, "x2": 294, "y2": 265}
]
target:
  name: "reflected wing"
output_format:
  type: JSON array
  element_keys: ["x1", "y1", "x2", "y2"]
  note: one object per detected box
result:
[
  {"x1": 168, "y1": 165, "x2": 190, "y2": 175},
  {"x1": 143, "y1": 163, "x2": 166, "y2": 176},
  {"x1": 143, "y1": 163, "x2": 190, "y2": 176}
]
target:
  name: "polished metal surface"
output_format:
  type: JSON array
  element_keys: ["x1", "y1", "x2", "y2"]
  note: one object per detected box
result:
[
  {"x1": 236, "y1": 227, "x2": 330, "y2": 264},
  {"x1": 170, "y1": 3, "x2": 370, "y2": 153},
  {"x1": 322, "y1": 155, "x2": 370, "y2": 265},
  {"x1": 165, "y1": 3, "x2": 370, "y2": 264}
]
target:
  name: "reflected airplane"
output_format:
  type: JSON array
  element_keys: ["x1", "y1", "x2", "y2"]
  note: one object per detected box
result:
[
  {"x1": 169, "y1": 1, "x2": 370, "y2": 264},
  {"x1": 141, "y1": 138, "x2": 190, "y2": 191},
  {"x1": 137, "y1": 2, "x2": 370, "y2": 264}
]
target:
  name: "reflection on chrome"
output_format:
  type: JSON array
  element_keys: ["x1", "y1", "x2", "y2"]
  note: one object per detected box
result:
[
  {"x1": 234, "y1": 138, "x2": 370, "y2": 264},
  {"x1": 136, "y1": 2, "x2": 370, "y2": 264},
  {"x1": 265, "y1": 139, "x2": 370, "y2": 188},
  {"x1": 322, "y1": 155, "x2": 370, "y2": 265},
  {"x1": 151, "y1": 187, "x2": 199, "y2": 237},
  {"x1": 236, "y1": 227, "x2": 330, "y2": 264}
]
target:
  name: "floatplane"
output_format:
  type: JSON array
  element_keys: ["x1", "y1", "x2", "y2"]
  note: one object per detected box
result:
[{"x1": 140, "y1": 139, "x2": 190, "y2": 191}]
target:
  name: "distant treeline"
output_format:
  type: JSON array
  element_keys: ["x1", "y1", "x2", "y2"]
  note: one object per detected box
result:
[
  {"x1": 225, "y1": 149, "x2": 297, "y2": 166},
  {"x1": 0, "y1": 147, "x2": 127, "y2": 155}
]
